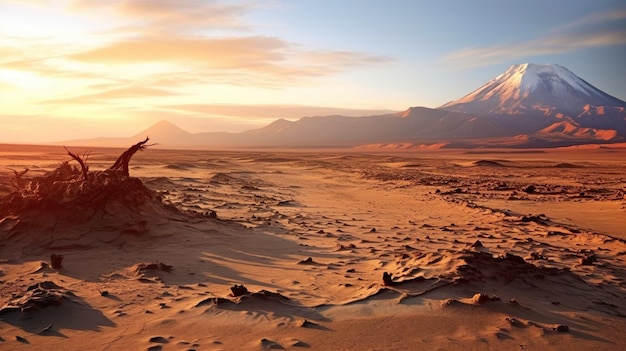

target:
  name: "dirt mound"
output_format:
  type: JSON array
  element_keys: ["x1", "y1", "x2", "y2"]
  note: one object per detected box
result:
[
  {"x1": 0, "y1": 165, "x2": 162, "y2": 220},
  {"x1": 162, "y1": 163, "x2": 197, "y2": 170},
  {"x1": 553, "y1": 162, "x2": 583, "y2": 168},
  {"x1": 450, "y1": 250, "x2": 568, "y2": 283},
  {"x1": 209, "y1": 172, "x2": 238, "y2": 185},
  {"x1": 0, "y1": 139, "x2": 191, "y2": 252},
  {"x1": 472, "y1": 160, "x2": 508, "y2": 167},
  {"x1": 0, "y1": 281, "x2": 73, "y2": 314}
]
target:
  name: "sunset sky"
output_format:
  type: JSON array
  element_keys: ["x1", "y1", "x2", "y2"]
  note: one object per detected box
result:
[{"x1": 1, "y1": 0, "x2": 625, "y2": 143}]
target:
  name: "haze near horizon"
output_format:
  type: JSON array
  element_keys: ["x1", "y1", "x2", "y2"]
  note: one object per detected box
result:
[{"x1": 1, "y1": 0, "x2": 625, "y2": 143}]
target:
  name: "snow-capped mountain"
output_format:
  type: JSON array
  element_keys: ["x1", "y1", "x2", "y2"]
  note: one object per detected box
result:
[
  {"x1": 437, "y1": 63, "x2": 626, "y2": 141},
  {"x1": 439, "y1": 63, "x2": 625, "y2": 117}
]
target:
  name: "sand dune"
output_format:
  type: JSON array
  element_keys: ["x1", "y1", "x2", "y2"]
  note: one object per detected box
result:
[{"x1": 1, "y1": 146, "x2": 625, "y2": 350}]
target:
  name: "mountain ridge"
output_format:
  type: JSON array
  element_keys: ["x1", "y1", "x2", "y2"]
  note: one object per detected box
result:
[{"x1": 57, "y1": 63, "x2": 626, "y2": 149}]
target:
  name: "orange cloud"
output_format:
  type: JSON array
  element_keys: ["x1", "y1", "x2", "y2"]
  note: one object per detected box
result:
[
  {"x1": 70, "y1": 0, "x2": 251, "y2": 35},
  {"x1": 68, "y1": 35, "x2": 388, "y2": 87},
  {"x1": 44, "y1": 86, "x2": 179, "y2": 104},
  {"x1": 0, "y1": 0, "x2": 391, "y2": 133},
  {"x1": 71, "y1": 36, "x2": 288, "y2": 67},
  {"x1": 2, "y1": 1, "x2": 389, "y2": 94}
]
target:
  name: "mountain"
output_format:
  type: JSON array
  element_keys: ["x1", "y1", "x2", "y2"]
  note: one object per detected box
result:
[
  {"x1": 246, "y1": 63, "x2": 626, "y2": 147},
  {"x1": 60, "y1": 120, "x2": 211, "y2": 148},
  {"x1": 58, "y1": 109, "x2": 502, "y2": 149},
  {"x1": 439, "y1": 63, "x2": 625, "y2": 116},
  {"x1": 232, "y1": 107, "x2": 523, "y2": 147},
  {"x1": 438, "y1": 63, "x2": 626, "y2": 140},
  {"x1": 131, "y1": 120, "x2": 192, "y2": 142},
  {"x1": 58, "y1": 63, "x2": 626, "y2": 149}
]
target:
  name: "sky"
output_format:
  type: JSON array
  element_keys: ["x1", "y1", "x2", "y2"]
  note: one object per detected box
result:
[{"x1": 1, "y1": 0, "x2": 625, "y2": 143}]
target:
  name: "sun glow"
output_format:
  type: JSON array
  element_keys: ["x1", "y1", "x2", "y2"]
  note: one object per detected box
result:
[
  {"x1": 0, "y1": 69, "x2": 50, "y2": 89},
  {"x1": 0, "y1": 1, "x2": 623, "y2": 144}
]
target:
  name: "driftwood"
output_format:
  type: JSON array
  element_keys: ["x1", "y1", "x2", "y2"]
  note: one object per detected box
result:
[{"x1": 110, "y1": 137, "x2": 155, "y2": 177}]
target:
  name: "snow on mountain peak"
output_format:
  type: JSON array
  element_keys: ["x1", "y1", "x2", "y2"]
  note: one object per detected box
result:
[
  {"x1": 514, "y1": 63, "x2": 595, "y2": 97},
  {"x1": 439, "y1": 63, "x2": 625, "y2": 116}
]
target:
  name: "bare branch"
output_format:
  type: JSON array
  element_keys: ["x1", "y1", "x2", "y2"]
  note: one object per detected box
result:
[
  {"x1": 64, "y1": 146, "x2": 89, "y2": 180},
  {"x1": 110, "y1": 136, "x2": 154, "y2": 177}
]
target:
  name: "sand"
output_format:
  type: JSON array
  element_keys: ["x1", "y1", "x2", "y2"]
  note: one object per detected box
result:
[{"x1": 1, "y1": 145, "x2": 625, "y2": 350}]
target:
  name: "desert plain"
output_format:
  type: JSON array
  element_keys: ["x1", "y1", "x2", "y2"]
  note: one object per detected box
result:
[{"x1": 0, "y1": 144, "x2": 625, "y2": 351}]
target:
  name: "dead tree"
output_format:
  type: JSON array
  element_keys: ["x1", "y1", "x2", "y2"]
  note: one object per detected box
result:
[
  {"x1": 110, "y1": 136, "x2": 154, "y2": 177},
  {"x1": 64, "y1": 147, "x2": 89, "y2": 180}
]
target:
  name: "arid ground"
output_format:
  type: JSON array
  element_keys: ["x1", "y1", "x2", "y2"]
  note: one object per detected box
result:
[{"x1": 1, "y1": 144, "x2": 625, "y2": 350}]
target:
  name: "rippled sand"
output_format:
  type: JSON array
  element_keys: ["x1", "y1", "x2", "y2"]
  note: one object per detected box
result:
[{"x1": 1, "y1": 145, "x2": 625, "y2": 350}]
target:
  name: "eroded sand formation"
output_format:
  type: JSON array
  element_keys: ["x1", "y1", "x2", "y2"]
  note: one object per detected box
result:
[{"x1": 1, "y1": 147, "x2": 625, "y2": 350}]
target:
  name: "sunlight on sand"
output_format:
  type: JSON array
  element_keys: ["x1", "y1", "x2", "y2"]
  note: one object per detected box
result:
[{"x1": 1, "y1": 145, "x2": 625, "y2": 350}]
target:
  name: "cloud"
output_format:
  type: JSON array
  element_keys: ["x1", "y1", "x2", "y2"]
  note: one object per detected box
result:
[
  {"x1": 44, "y1": 86, "x2": 179, "y2": 104},
  {"x1": 71, "y1": 36, "x2": 288, "y2": 66},
  {"x1": 0, "y1": 0, "x2": 390, "y2": 114},
  {"x1": 443, "y1": 9, "x2": 626, "y2": 67},
  {"x1": 69, "y1": 0, "x2": 252, "y2": 35},
  {"x1": 0, "y1": 47, "x2": 25, "y2": 64},
  {"x1": 0, "y1": 0, "x2": 388, "y2": 92},
  {"x1": 63, "y1": 0, "x2": 389, "y2": 86},
  {"x1": 550, "y1": 9, "x2": 626, "y2": 33},
  {"x1": 68, "y1": 35, "x2": 388, "y2": 87},
  {"x1": 160, "y1": 103, "x2": 398, "y2": 119}
]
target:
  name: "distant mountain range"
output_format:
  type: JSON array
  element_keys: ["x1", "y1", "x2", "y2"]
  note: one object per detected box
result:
[{"x1": 61, "y1": 63, "x2": 626, "y2": 149}]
